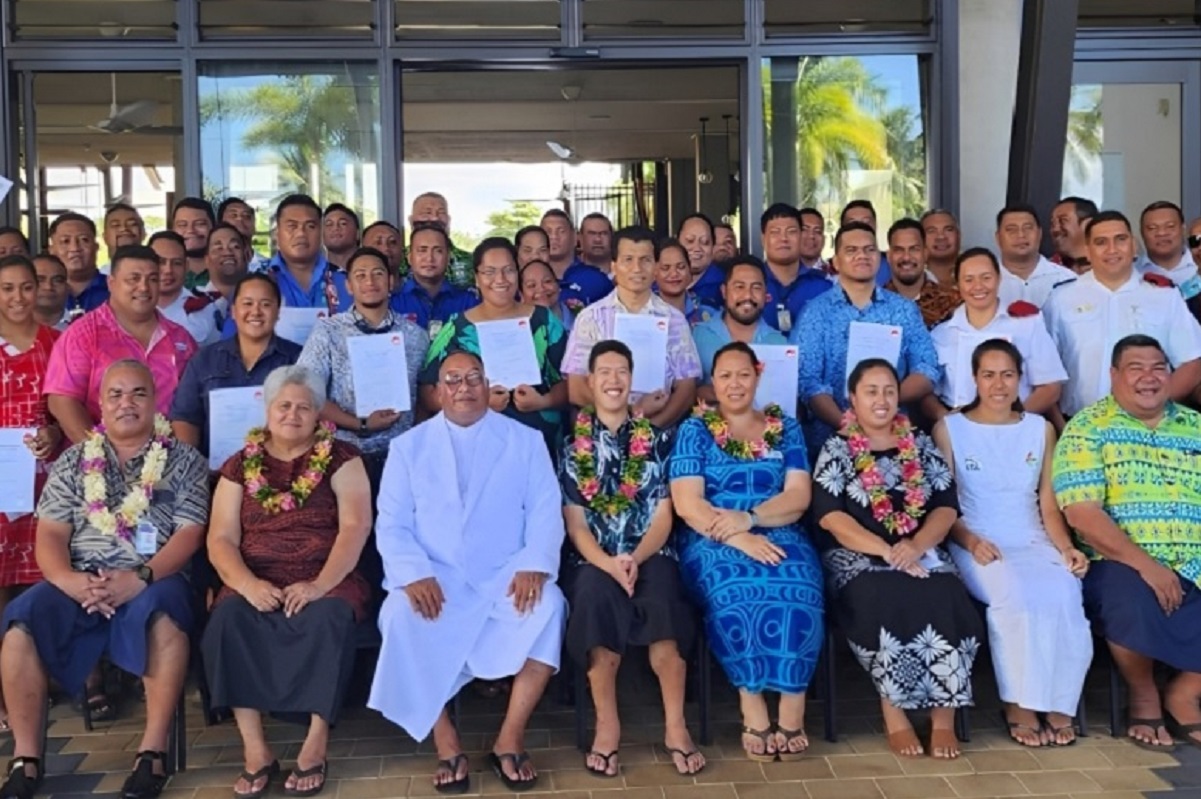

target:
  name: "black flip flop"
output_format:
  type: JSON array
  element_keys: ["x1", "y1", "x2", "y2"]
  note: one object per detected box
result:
[
  {"x1": 1166, "y1": 716, "x2": 1201, "y2": 751},
  {"x1": 283, "y1": 760, "x2": 327, "y2": 797},
  {"x1": 488, "y1": 752, "x2": 537, "y2": 791},
  {"x1": 1127, "y1": 717, "x2": 1178, "y2": 752},
  {"x1": 433, "y1": 753, "x2": 469, "y2": 795},
  {"x1": 1001, "y1": 710, "x2": 1044, "y2": 748},
  {"x1": 584, "y1": 750, "x2": 618, "y2": 778},
  {"x1": 234, "y1": 760, "x2": 279, "y2": 799},
  {"x1": 1045, "y1": 721, "x2": 1077, "y2": 747},
  {"x1": 665, "y1": 747, "x2": 705, "y2": 775}
]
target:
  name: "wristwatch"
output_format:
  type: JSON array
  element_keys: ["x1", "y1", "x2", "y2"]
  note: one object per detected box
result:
[
  {"x1": 136, "y1": 564, "x2": 154, "y2": 585},
  {"x1": 358, "y1": 417, "x2": 369, "y2": 434},
  {"x1": 749, "y1": 510, "x2": 761, "y2": 528}
]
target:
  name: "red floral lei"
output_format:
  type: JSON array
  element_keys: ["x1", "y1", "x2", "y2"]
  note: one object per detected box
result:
[{"x1": 840, "y1": 410, "x2": 928, "y2": 536}]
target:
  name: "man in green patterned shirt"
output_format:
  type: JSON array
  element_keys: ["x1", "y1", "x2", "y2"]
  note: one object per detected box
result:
[
  {"x1": 1053, "y1": 334, "x2": 1201, "y2": 750},
  {"x1": 405, "y1": 192, "x2": 474, "y2": 288}
]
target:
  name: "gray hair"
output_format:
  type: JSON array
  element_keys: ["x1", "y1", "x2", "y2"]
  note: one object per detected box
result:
[{"x1": 262, "y1": 365, "x2": 326, "y2": 409}]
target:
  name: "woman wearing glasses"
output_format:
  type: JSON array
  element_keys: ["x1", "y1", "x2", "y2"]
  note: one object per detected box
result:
[{"x1": 418, "y1": 238, "x2": 569, "y2": 457}]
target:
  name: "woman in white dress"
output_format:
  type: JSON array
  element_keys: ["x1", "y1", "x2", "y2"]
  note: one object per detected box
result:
[
  {"x1": 931, "y1": 339, "x2": 1092, "y2": 748},
  {"x1": 924, "y1": 247, "x2": 1067, "y2": 424}
]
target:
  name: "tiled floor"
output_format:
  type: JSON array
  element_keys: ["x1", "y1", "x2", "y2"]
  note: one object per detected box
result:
[{"x1": 23, "y1": 657, "x2": 1201, "y2": 799}]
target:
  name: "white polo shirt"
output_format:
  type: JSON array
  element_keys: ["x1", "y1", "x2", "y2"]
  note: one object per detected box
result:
[
  {"x1": 930, "y1": 303, "x2": 1067, "y2": 408},
  {"x1": 1043, "y1": 270, "x2": 1201, "y2": 415},
  {"x1": 997, "y1": 255, "x2": 1078, "y2": 309},
  {"x1": 158, "y1": 292, "x2": 220, "y2": 346},
  {"x1": 1137, "y1": 251, "x2": 1201, "y2": 300}
]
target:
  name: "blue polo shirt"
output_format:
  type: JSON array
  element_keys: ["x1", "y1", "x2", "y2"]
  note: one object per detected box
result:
[
  {"x1": 693, "y1": 313, "x2": 787, "y2": 383},
  {"x1": 561, "y1": 260, "x2": 612, "y2": 307},
  {"x1": 67, "y1": 272, "x2": 110, "y2": 313},
  {"x1": 691, "y1": 263, "x2": 726, "y2": 307},
  {"x1": 267, "y1": 253, "x2": 350, "y2": 311},
  {"x1": 763, "y1": 264, "x2": 833, "y2": 333},
  {"x1": 389, "y1": 277, "x2": 479, "y2": 331},
  {"x1": 168, "y1": 334, "x2": 303, "y2": 459}
]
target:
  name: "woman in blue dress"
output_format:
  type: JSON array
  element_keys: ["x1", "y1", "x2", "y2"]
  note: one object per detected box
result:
[{"x1": 669, "y1": 341, "x2": 825, "y2": 763}]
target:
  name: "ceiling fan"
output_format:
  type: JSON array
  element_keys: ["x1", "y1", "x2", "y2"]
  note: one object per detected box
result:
[{"x1": 89, "y1": 73, "x2": 182, "y2": 136}]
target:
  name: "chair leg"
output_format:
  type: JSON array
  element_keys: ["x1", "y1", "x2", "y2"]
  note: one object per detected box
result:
[
  {"x1": 573, "y1": 660, "x2": 589, "y2": 753},
  {"x1": 1108, "y1": 653, "x2": 1123, "y2": 738},
  {"x1": 171, "y1": 691, "x2": 187, "y2": 774},
  {"x1": 1076, "y1": 692, "x2": 1088, "y2": 738},
  {"x1": 698, "y1": 635, "x2": 711, "y2": 747},
  {"x1": 823, "y1": 627, "x2": 837, "y2": 743},
  {"x1": 955, "y1": 707, "x2": 971, "y2": 743}
]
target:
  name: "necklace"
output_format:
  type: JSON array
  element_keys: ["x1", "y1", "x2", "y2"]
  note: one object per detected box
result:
[
  {"x1": 242, "y1": 421, "x2": 336, "y2": 514},
  {"x1": 81, "y1": 415, "x2": 173, "y2": 540},
  {"x1": 571, "y1": 408, "x2": 653, "y2": 515},
  {"x1": 840, "y1": 410, "x2": 928, "y2": 536},
  {"x1": 695, "y1": 402, "x2": 784, "y2": 459}
]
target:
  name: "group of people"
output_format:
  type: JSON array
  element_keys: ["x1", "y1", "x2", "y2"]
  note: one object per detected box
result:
[{"x1": 0, "y1": 188, "x2": 1199, "y2": 799}]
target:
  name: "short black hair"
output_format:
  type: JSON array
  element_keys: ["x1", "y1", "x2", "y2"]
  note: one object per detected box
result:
[
  {"x1": 32, "y1": 251, "x2": 66, "y2": 272},
  {"x1": 515, "y1": 225, "x2": 549, "y2": 249},
  {"x1": 887, "y1": 217, "x2": 925, "y2": 244},
  {"x1": 48, "y1": 212, "x2": 96, "y2": 238},
  {"x1": 541, "y1": 209, "x2": 573, "y2": 225},
  {"x1": 1056, "y1": 196, "x2": 1098, "y2": 222},
  {"x1": 760, "y1": 202, "x2": 802, "y2": 233},
  {"x1": 323, "y1": 202, "x2": 361, "y2": 230},
  {"x1": 207, "y1": 222, "x2": 248, "y2": 249},
  {"x1": 362, "y1": 220, "x2": 401, "y2": 239},
  {"x1": 611, "y1": 225, "x2": 660, "y2": 261},
  {"x1": 841, "y1": 199, "x2": 876, "y2": 225},
  {"x1": 847, "y1": 357, "x2": 899, "y2": 394},
  {"x1": 275, "y1": 194, "x2": 322, "y2": 221},
  {"x1": 110, "y1": 243, "x2": 160, "y2": 275},
  {"x1": 834, "y1": 221, "x2": 876, "y2": 251},
  {"x1": 171, "y1": 197, "x2": 216, "y2": 226},
  {"x1": 588, "y1": 339, "x2": 633, "y2": 372},
  {"x1": 0, "y1": 254, "x2": 36, "y2": 282},
  {"x1": 920, "y1": 208, "x2": 958, "y2": 226},
  {"x1": 232, "y1": 272, "x2": 281, "y2": 305},
  {"x1": 1140, "y1": 200, "x2": 1185, "y2": 225},
  {"x1": 410, "y1": 221, "x2": 450, "y2": 251},
  {"x1": 962, "y1": 339, "x2": 1026, "y2": 414},
  {"x1": 579, "y1": 212, "x2": 613, "y2": 232},
  {"x1": 0, "y1": 227, "x2": 30, "y2": 250},
  {"x1": 712, "y1": 341, "x2": 760, "y2": 376},
  {"x1": 147, "y1": 230, "x2": 186, "y2": 250},
  {"x1": 1111, "y1": 334, "x2": 1167, "y2": 368},
  {"x1": 1085, "y1": 210, "x2": 1132, "y2": 240},
  {"x1": 345, "y1": 246, "x2": 392, "y2": 273},
  {"x1": 104, "y1": 203, "x2": 140, "y2": 222},
  {"x1": 723, "y1": 254, "x2": 768, "y2": 284},
  {"x1": 954, "y1": 246, "x2": 1001, "y2": 282},
  {"x1": 217, "y1": 196, "x2": 254, "y2": 221},
  {"x1": 996, "y1": 203, "x2": 1040, "y2": 230},
  {"x1": 798, "y1": 206, "x2": 823, "y2": 224},
  {"x1": 657, "y1": 237, "x2": 688, "y2": 263},
  {"x1": 676, "y1": 212, "x2": 714, "y2": 240},
  {"x1": 472, "y1": 236, "x2": 517, "y2": 269}
]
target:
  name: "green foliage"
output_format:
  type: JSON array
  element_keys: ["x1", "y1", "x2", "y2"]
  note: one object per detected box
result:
[{"x1": 484, "y1": 200, "x2": 544, "y2": 240}]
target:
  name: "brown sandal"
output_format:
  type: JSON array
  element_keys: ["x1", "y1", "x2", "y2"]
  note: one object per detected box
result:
[
  {"x1": 741, "y1": 726, "x2": 777, "y2": 762},
  {"x1": 929, "y1": 727, "x2": 960, "y2": 759},
  {"x1": 775, "y1": 726, "x2": 809, "y2": 761},
  {"x1": 887, "y1": 728, "x2": 924, "y2": 758}
]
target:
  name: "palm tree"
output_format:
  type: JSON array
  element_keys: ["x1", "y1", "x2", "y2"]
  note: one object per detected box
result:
[
  {"x1": 1064, "y1": 85, "x2": 1103, "y2": 184},
  {"x1": 880, "y1": 106, "x2": 927, "y2": 219}
]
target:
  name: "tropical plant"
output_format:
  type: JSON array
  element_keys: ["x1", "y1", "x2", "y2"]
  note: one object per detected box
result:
[
  {"x1": 1064, "y1": 85, "x2": 1103, "y2": 184},
  {"x1": 880, "y1": 106, "x2": 927, "y2": 219},
  {"x1": 484, "y1": 200, "x2": 545, "y2": 239}
]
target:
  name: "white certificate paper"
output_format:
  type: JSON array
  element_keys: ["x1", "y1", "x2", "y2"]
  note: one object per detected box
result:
[
  {"x1": 475, "y1": 317, "x2": 541, "y2": 389},
  {"x1": 751, "y1": 344, "x2": 800, "y2": 414},
  {"x1": 0, "y1": 429, "x2": 36, "y2": 514},
  {"x1": 845, "y1": 321, "x2": 902, "y2": 390},
  {"x1": 347, "y1": 333, "x2": 412, "y2": 416},
  {"x1": 613, "y1": 313, "x2": 669, "y2": 394},
  {"x1": 208, "y1": 387, "x2": 266, "y2": 470},
  {"x1": 275, "y1": 307, "x2": 327, "y2": 345}
]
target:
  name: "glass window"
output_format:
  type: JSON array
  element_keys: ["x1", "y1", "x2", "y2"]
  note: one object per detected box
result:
[
  {"x1": 763, "y1": 55, "x2": 928, "y2": 238},
  {"x1": 1078, "y1": 0, "x2": 1198, "y2": 28},
  {"x1": 10, "y1": 0, "x2": 176, "y2": 40},
  {"x1": 198, "y1": 0, "x2": 374, "y2": 39},
  {"x1": 581, "y1": 0, "x2": 744, "y2": 40},
  {"x1": 764, "y1": 0, "x2": 931, "y2": 37},
  {"x1": 395, "y1": 0, "x2": 560, "y2": 40},
  {"x1": 199, "y1": 62, "x2": 382, "y2": 229},
  {"x1": 20, "y1": 71, "x2": 182, "y2": 259}
]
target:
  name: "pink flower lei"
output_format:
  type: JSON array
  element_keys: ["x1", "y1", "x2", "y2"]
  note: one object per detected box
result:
[
  {"x1": 839, "y1": 409, "x2": 928, "y2": 537},
  {"x1": 693, "y1": 402, "x2": 785, "y2": 460},
  {"x1": 571, "y1": 407, "x2": 653, "y2": 515}
]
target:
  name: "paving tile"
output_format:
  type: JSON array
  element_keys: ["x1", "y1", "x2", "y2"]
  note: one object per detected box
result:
[
  {"x1": 943, "y1": 772, "x2": 1030, "y2": 797},
  {"x1": 661, "y1": 785, "x2": 737, "y2": 799},
  {"x1": 803, "y1": 777, "x2": 884, "y2": 799},
  {"x1": 734, "y1": 783, "x2": 814, "y2": 799},
  {"x1": 963, "y1": 748, "x2": 1043, "y2": 773},
  {"x1": 590, "y1": 789, "x2": 664, "y2": 799},
  {"x1": 894, "y1": 754, "x2": 974, "y2": 776},
  {"x1": 873, "y1": 775, "x2": 956, "y2": 799},
  {"x1": 337, "y1": 775, "x2": 413, "y2": 798},
  {"x1": 1082, "y1": 766, "x2": 1173, "y2": 791},
  {"x1": 59, "y1": 732, "x2": 137, "y2": 753},
  {"x1": 620, "y1": 762, "x2": 701, "y2": 787},
  {"x1": 1031, "y1": 747, "x2": 1113, "y2": 770},
  {"x1": 1016, "y1": 769, "x2": 1103, "y2": 795},
  {"x1": 1099, "y1": 742, "x2": 1182, "y2": 768},
  {"x1": 38, "y1": 770, "x2": 105, "y2": 794},
  {"x1": 690, "y1": 758, "x2": 766, "y2": 784},
  {"x1": 827, "y1": 753, "x2": 904, "y2": 779},
  {"x1": 759, "y1": 758, "x2": 835, "y2": 781}
]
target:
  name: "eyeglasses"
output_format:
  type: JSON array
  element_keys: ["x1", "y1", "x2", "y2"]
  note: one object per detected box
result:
[
  {"x1": 478, "y1": 267, "x2": 517, "y2": 280},
  {"x1": 442, "y1": 371, "x2": 485, "y2": 388}
]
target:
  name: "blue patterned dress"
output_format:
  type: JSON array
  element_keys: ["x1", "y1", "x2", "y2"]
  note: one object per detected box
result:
[{"x1": 669, "y1": 415, "x2": 825, "y2": 693}]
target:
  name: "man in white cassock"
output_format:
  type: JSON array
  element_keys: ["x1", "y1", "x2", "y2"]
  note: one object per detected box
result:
[{"x1": 369, "y1": 350, "x2": 566, "y2": 794}]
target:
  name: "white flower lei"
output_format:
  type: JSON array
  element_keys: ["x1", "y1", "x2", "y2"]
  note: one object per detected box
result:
[{"x1": 81, "y1": 415, "x2": 173, "y2": 539}]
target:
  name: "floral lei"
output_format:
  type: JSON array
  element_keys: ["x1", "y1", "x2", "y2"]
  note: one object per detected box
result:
[
  {"x1": 82, "y1": 415, "x2": 173, "y2": 540},
  {"x1": 243, "y1": 421, "x2": 336, "y2": 514},
  {"x1": 694, "y1": 402, "x2": 784, "y2": 460},
  {"x1": 571, "y1": 407, "x2": 653, "y2": 515},
  {"x1": 840, "y1": 410, "x2": 928, "y2": 537}
]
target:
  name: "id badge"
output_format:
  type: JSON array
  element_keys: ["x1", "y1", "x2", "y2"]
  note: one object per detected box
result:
[
  {"x1": 134, "y1": 521, "x2": 158, "y2": 556},
  {"x1": 428, "y1": 320, "x2": 443, "y2": 337},
  {"x1": 777, "y1": 307, "x2": 792, "y2": 334}
]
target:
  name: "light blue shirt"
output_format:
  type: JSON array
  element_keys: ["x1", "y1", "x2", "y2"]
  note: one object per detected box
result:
[{"x1": 693, "y1": 313, "x2": 787, "y2": 384}]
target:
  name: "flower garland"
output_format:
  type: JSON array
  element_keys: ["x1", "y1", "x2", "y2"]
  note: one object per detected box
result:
[
  {"x1": 571, "y1": 407, "x2": 653, "y2": 515},
  {"x1": 82, "y1": 415, "x2": 173, "y2": 540},
  {"x1": 694, "y1": 402, "x2": 784, "y2": 460},
  {"x1": 840, "y1": 410, "x2": 928, "y2": 536},
  {"x1": 243, "y1": 421, "x2": 336, "y2": 514}
]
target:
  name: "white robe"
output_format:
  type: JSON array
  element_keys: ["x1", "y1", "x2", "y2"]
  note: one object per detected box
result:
[{"x1": 367, "y1": 411, "x2": 567, "y2": 740}]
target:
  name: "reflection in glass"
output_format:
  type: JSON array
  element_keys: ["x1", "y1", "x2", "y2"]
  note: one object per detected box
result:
[
  {"x1": 764, "y1": 0, "x2": 931, "y2": 36},
  {"x1": 395, "y1": 0, "x2": 560, "y2": 39},
  {"x1": 763, "y1": 55, "x2": 927, "y2": 235},
  {"x1": 11, "y1": 0, "x2": 176, "y2": 39},
  {"x1": 581, "y1": 0, "x2": 743, "y2": 39},
  {"x1": 199, "y1": 63, "x2": 381, "y2": 227},
  {"x1": 199, "y1": 0, "x2": 374, "y2": 39}
]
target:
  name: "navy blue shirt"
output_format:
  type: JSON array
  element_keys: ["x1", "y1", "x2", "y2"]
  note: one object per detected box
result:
[
  {"x1": 561, "y1": 260, "x2": 613, "y2": 308},
  {"x1": 389, "y1": 277, "x2": 479, "y2": 331},
  {"x1": 168, "y1": 335, "x2": 303, "y2": 459},
  {"x1": 67, "y1": 272, "x2": 110, "y2": 314},
  {"x1": 763, "y1": 265, "x2": 834, "y2": 334},
  {"x1": 690, "y1": 263, "x2": 726, "y2": 307}
]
